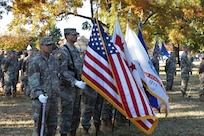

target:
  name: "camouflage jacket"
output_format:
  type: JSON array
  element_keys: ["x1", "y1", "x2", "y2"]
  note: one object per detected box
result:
[
  {"x1": 57, "y1": 42, "x2": 83, "y2": 87},
  {"x1": 180, "y1": 52, "x2": 191, "y2": 73},
  {"x1": 2, "y1": 56, "x2": 18, "y2": 72},
  {"x1": 165, "y1": 57, "x2": 176, "y2": 73},
  {"x1": 28, "y1": 52, "x2": 60, "y2": 99},
  {"x1": 199, "y1": 60, "x2": 204, "y2": 74},
  {"x1": 151, "y1": 56, "x2": 159, "y2": 74}
]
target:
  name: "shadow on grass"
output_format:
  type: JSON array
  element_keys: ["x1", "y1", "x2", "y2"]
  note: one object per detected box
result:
[{"x1": 0, "y1": 70, "x2": 203, "y2": 136}]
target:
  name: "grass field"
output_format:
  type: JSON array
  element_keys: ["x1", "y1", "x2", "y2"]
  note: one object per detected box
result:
[{"x1": 0, "y1": 67, "x2": 203, "y2": 136}]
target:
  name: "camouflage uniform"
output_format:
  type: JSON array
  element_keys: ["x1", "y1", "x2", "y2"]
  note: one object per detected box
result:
[
  {"x1": 101, "y1": 100, "x2": 113, "y2": 126},
  {"x1": 180, "y1": 47, "x2": 191, "y2": 96},
  {"x1": 81, "y1": 85, "x2": 103, "y2": 132},
  {"x1": 151, "y1": 52, "x2": 160, "y2": 75},
  {"x1": 2, "y1": 50, "x2": 18, "y2": 96},
  {"x1": 199, "y1": 57, "x2": 204, "y2": 98},
  {"x1": 18, "y1": 51, "x2": 28, "y2": 92},
  {"x1": 21, "y1": 50, "x2": 36, "y2": 96},
  {"x1": 0, "y1": 49, "x2": 5, "y2": 88},
  {"x1": 165, "y1": 52, "x2": 176, "y2": 91},
  {"x1": 28, "y1": 37, "x2": 59, "y2": 136},
  {"x1": 57, "y1": 42, "x2": 83, "y2": 135},
  {"x1": 101, "y1": 100, "x2": 127, "y2": 128}
]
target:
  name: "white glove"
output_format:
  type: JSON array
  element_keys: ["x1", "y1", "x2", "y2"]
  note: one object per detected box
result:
[
  {"x1": 75, "y1": 81, "x2": 86, "y2": 89},
  {"x1": 38, "y1": 94, "x2": 48, "y2": 104}
]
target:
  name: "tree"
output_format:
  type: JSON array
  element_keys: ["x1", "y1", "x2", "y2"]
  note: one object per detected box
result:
[
  {"x1": 0, "y1": 0, "x2": 12, "y2": 19},
  {"x1": 48, "y1": 25, "x2": 62, "y2": 45},
  {"x1": 97, "y1": 0, "x2": 204, "y2": 52},
  {"x1": 0, "y1": 34, "x2": 29, "y2": 51},
  {"x1": 1, "y1": 0, "x2": 204, "y2": 52}
]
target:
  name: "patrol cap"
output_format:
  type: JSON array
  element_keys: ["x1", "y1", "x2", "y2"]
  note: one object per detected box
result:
[
  {"x1": 40, "y1": 36, "x2": 54, "y2": 45},
  {"x1": 64, "y1": 28, "x2": 79, "y2": 35},
  {"x1": 153, "y1": 51, "x2": 159, "y2": 55}
]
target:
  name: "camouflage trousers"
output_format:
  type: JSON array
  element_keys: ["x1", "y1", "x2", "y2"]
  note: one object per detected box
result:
[
  {"x1": 21, "y1": 75, "x2": 30, "y2": 95},
  {"x1": 166, "y1": 72, "x2": 175, "y2": 90},
  {"x1": 32, "y1": 97, "x2": 58, "y2": 136},
  {"x1": 4, "y1": 71, "x2": 18, "y2": 95},
  {"x1": 101, "y1": 100, "x2": 113, "y2": 121},
  {"x1": 181, "y1": 73, "x2": 190, "y2": 93},
  {"x1": 0, "y1": 70, "x2": 4, "y2": 88},
  {"x1": 199, "y1": 73, "x2": 204, "y2": 95},
  {"x1": 81, "y1": 87, "x2": 103, "y2": 130},
  {"x1": 59, "y1": 85, "x2": 81, "y2": 134},
  {"x1": 101, "y1": 100, "x2": 124, "y2": 122}
]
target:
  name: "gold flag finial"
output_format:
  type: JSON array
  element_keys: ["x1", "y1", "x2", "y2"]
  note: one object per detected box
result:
[{"x1": 118, "y1": 2, "x2": 121, "y2": 12}]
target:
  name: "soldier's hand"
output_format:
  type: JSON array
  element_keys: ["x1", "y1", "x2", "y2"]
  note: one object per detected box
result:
[
  {"x1": 38, "y1": 94, "x2": 48, "y2": 104},
  {"x1": 75, "y1": 81, "x2": 86, "y2": 89}
]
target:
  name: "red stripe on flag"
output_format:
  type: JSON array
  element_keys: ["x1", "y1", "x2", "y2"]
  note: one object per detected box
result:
[
  {"x1": 83, "y1": 51, "x2": 122, "y2": 108},
  {"x1": 109, "y1": 54, "x2": 135, "y2": 117},
  {"x1": 83, "y1": 69, "x2": 122, "y2": 107}
]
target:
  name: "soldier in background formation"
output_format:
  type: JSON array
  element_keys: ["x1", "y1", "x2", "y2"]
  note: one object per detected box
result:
[
  {"x1": 165, "y1": 52, "x2": 177, "y2": 91},
  {"x1": 151, "y1": 51, "x2": 160, "y2": 75},
  {"x1": 0, "y1": 49, "x2": 4, "y2": 89},
  {"x1": 81, "y1": 85, "x2": 103, "y2": 135},
  {"x1": 101, "y1": 100, "x2": 128, "y2": 131},
  {"x1": 21, "y1": 48, "x2": 39, "y2": 96},
  {"x1": 180, "y1": 45, "x2": 192, "y2": 97},
  {"x1": 57, "y1": 28, "x2": 86, "y2": 136},
  {"x1": 27, "y1": 36, "x2": 60, "y2": 136},
  {"x1": 198, "y1": 55, "x2": 204, "y2": 101},
  {"x1": 2, "y1": 50, "x2": 19, "y2": 96},
  {"x1": 18, "y1": 50, "x2": 28, "y2": 92}
]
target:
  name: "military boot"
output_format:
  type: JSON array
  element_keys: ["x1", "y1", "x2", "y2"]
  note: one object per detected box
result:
[{"x1": 69, "y1": 130, "x2": 76, "y2": 136}]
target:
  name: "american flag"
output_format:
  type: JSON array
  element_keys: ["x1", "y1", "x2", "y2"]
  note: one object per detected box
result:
[{"x1": 82, "y1": 18, "x2": 158, "y2": 134}]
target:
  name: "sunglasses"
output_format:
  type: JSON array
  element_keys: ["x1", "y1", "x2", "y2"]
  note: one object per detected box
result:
[{"x1": 44, "y1": 44, "x2": 53, "y2": 46}]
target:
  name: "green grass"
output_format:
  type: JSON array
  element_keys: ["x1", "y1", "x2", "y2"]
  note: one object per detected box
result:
[{"x1": 0, "y1": 69, "x2": 203, "y2": 136}]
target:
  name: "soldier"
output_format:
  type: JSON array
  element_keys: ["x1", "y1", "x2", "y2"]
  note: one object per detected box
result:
[
  {"x1": 101, "y1": 101, "x2": 127, "y2": 131},
  {"x1": 57, "y1": 28, "x2": 86, "y2": 136},
  {"x1": 180, "y1": 45, "x2": 192, "y2": 97},
  {"x1": 27, "y1": 36, "x2": 60, "y2": 136},
  {"x1": 81, "y1": 85, "x2": 103, "y2": 135},
  {"x1": 198, "y1": 56, "x2": 204, "y2": 101},
  {"x1": 2, "y1": 50, "x2": 18, "y2": 96},
  {"x1": 151, "y1": 51, "x2": 160, "y2": 75},
  {"x1": 101, "y1": 100, "x2": 113, "y2": 129},
  {"x1": 165, "y1": 52, "x2": 177, "y2": 91},
  {"x1": 21, "y1": 49, "x2": 36, "y2": 96},
  {"x1": 0, "y1": 49, "x2": 5, "y2": 88},
  {"x1": 18, "y1": 50, "x2": 28, "y2": 92}
]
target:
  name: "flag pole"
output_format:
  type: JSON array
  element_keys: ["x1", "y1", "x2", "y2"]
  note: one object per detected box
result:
[
  {"x1": 94, "y1": 1, "x2": 101, "y2": 136},
  {"x1": 111, "y1": 2, "x2": 122, "y2": 132},
  {"x1": 139, "y1": 9, "x2": 143, "y2": 27},
  {"x1": 127, "y1": 8, "x2": 131, "y2": 23},
  {"x1": 117, "y1": 1, "x2": 121, "y2": 16},
  {"x1": 127, "y1": 9, "x2": 131, "y2": 127}
]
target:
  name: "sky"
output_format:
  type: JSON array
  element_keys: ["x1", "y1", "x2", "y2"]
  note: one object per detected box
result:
[{"x1": 0, "y1": 0, "x2": 93, "y2": 38}]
